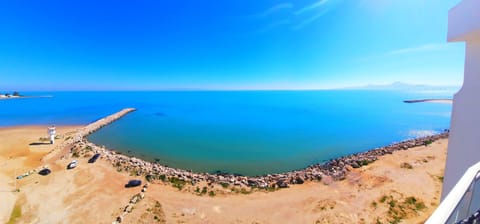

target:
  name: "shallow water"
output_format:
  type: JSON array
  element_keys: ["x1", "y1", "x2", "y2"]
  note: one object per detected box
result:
[{"x1": 0, "y1": 90, "x2": 453, "y2": 175}]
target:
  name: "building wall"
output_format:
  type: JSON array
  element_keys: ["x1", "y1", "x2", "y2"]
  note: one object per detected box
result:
[{"x1": 443, "y1": 0, "x2": 480, "y2": 198}]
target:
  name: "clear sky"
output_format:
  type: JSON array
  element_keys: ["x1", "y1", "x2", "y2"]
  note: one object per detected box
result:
[{"x1": 0, "y1": 0, "x2": 465, "y2": 90}]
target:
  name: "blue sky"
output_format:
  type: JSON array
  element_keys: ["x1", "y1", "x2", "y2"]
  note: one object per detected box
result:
[{"x1": 0, "y1": 0, "x2": 464, "y2": 90}]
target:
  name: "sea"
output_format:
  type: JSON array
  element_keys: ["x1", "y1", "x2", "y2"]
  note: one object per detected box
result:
[{"x1": 0, "y1": 90, "x2": 455, "y2": 175}]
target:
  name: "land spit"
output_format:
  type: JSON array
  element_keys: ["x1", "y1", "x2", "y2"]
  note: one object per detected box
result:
[
  {"x1": 61, "y1": 108, "x2": 449, "y2": 190},
  {"x1": 42, "y1": 108, "x2": 136, "y2": 162},
  {"x1": 403, "y1": 99, "x2": 453, "y2": 104}
]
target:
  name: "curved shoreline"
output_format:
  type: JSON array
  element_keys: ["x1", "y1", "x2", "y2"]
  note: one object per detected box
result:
[{"x1": 62, "y1": 108, "x2": 449, "y2": 189}]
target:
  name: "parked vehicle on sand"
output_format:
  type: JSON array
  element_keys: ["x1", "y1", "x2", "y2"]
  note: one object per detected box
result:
[
  {"x1": 125, "y1": 180, "x2": 142, "y2": 188},
  {"x1": 88, "y1": 153, "x2": 101, "y2": 163},
  {"x1": 38, "y1": 168, "x2": 51, "y2": 176},
  {"x1": 67, "y1": 160, "x2": 77, "y2": 169}
]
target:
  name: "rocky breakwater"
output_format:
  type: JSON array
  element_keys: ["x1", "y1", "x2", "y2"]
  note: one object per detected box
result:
[
  {"x1": 70, "y1": 107, "x2": 448, "y2": 191},
  {"x1": 305, "y1": 131, "x2": 449, "y2": 181},
  {"x1": 45, "y1": 108, "x2": 136, "y2": 161},
  {"x1": 74, "y1": 108, "x2": 137, "y2": 141}
]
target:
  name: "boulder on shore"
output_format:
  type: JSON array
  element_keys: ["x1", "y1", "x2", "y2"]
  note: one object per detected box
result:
[
  {"x1": 295, "y1": 177, "x2": 304, "y2": 184},
  {"x1": 276, "y1": 180, "x2": 288, "y2": 188}
]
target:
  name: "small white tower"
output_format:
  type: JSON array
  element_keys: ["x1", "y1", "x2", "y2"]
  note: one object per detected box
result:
[{"x1": 48, "y1": 126, "x2": 56, "y2": 144}]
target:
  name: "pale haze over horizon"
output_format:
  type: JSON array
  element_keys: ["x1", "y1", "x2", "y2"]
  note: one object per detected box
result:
[{"x1": 0, "y1": 0, "x2": 465, "y2": 91}]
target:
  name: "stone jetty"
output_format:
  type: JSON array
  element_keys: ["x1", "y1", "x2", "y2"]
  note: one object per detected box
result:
[
  {"x1": 44, "y1": 108, "x2": 136, "y2": 161},
  {"x1": 66, "y1": 108, "x2": 449, "y2": 191},
  {"x1": 73, "y1": 108, "x2": 137, "y2": 142}
]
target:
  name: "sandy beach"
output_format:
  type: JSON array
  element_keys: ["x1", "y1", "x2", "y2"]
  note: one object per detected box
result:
[{"x1": 0, "y1": 125, "x2": 448, "y2": 224}]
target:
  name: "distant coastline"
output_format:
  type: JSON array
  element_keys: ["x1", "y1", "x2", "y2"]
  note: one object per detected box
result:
[
  {"x1": 403, "y1": 99, "x2": 453, "y2": 104},
  {"x1": 345, "y1": 81, "x2": 460, "y2": 92},
  {"x1": 0, "y1": 95, "x2": 53, "y2": 100}
]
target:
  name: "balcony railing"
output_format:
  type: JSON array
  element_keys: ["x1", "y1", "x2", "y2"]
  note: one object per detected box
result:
[{"x1": 427, "y1": 161, "x2": 480, "y2": 224}]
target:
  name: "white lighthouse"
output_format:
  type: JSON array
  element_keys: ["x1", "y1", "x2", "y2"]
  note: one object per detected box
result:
[{"x1": 48, "y1": 126, "x2": 56, "y2": 144}]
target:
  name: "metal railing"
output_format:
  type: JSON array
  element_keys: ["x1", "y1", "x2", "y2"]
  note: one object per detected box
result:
[{"x1": 427, "y1": 161, "x2": 480, "y2": 224}]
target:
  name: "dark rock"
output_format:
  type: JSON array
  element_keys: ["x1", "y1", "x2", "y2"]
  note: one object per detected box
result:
[
  {"x1": 247, "y1": 179, "x2": 257, "y2": 187},
  {"x1": 276, "y1": 180, "x2": 288, "y2": 188},
  {"x1": 351, "y1": 162, "x2": 360, "y2": 169},
  {"x1": 295, "y1": 177, "x2": 304, "y2": 184}
]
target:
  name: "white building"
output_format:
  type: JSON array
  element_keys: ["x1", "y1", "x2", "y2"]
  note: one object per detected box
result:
[
  {"x1": 427, "y1": 0, "x2": 480, "y2": 223},
  {"x1": 48, "y1": 126, "x2": 56, "y2": 144}
]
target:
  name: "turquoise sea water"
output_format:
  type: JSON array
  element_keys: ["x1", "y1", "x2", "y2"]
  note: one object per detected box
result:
[{"x1": 0, "y1": 90, "x2": 454, "y2": 175}]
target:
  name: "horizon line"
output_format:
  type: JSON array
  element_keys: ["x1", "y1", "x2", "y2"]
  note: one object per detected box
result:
[{"x1": 3, "y1": 84, "x2": 462, "y2": 92}]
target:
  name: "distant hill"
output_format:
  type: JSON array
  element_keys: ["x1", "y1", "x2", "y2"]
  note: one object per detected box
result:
[{"x1": 345, "y1": 82, "x2": 460, "y2": 92}]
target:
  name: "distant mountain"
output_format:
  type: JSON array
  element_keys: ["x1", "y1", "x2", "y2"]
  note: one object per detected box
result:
[{"x1": 345, "y1": 82, "x2": 460, "y2": 91}]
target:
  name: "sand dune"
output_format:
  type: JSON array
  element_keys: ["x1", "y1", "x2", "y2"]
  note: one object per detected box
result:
[{"x1": 0, "y1": 126, "x2": 447, "y2": 223}]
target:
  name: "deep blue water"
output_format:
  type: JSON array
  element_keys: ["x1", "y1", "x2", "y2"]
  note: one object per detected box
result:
[{"x1": 0, "y1": 90, "x2": 454, "y2": 175}]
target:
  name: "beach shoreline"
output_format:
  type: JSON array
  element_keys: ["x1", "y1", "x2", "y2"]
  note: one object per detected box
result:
[
  {"x1": 49, "y1": 108, "x2": 448, "y2": 191},
  {"x1": 0, "y1": 120, "x2": 449, "y2": 223},
  {"x1": 1, "y1": 108, "x2": 450, "y2": 189},
  {"x1": 86, "y1": 130, "x2": 449, "y2": 189}
]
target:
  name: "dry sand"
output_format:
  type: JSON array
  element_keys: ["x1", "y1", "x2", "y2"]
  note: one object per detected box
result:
[{"x1": 0, "y1": 126, "x2": 447, "y2": 223}]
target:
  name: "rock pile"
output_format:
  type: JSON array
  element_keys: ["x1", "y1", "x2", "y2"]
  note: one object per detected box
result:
[{"x1": 114, "y1": 183, "x2": 148, "y2": 223}]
